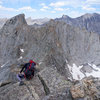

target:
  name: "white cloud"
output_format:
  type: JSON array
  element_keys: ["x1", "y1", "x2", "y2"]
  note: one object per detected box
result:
[
  {"x1": 40, "y1": 3, "x2": 50, "y2": 12},
  {"x1": 65, "y1": 8, "x2": 70, "y2": 11},
  {"x1": 51, "y1": 11, "x2": 56, "y2": 13},
  {"x1": 3, "y1": 0, "x2": 31, "y2": 5},
  {"x1": 55, "y1": 8, "x2": 64, "y2": 11},
  {"x1": 40, "y1": 3, "x2": 45, "y2": 6},
  {"x1": 40, "y1": 8, "x2": 47, "y2": 12},
  {"x1": 54, "y1": 7, "x2": 69, "y2": 11},
  {"x1": 18, "y1": 7, "x2": 36, "y2": 12},
  {"x1": 40, "y1": 3, "x2": 50, "y2": 10},
  {"x1": 0, "y1": 5, "x2": 36, "y2": 12},
  {"x1": 82, "y1": 5, "x2": 96, "y2": 11},
  {"x1": 0, "y1": 5, "x2": 17, "y2": 11},
  {"x1": 49, "y1": 0, "x2": 84, "y2": 8},
  {"x1": 43, "y1": 6, "x2": 50, "y2": 9},
  {"x1": 86, "y1": 0, "x2": 100, "y2": 4},
  {"x1": 50, "y1": 2, "x2": 66, "y2": 7},
  {"x1": 0, "y1": 1, "x2": 2, "y2": 4},
  {"x1": 49, "y1": 0, "x2": 99, "y2": 10}
]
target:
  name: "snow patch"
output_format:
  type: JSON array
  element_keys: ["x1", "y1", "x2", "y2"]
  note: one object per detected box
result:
[
  {"x1": 67, "y1": 62, "x2": 100, "y2": 80},
  {"x1": 88, "y1": 63, "x2": 99, "y2": 71},
  {"x1": 86, "y1": 64, "x2": 100, "y2": 78},
  {"x1": 67, "y1": 63, "x2": 85, "y2": 80},
  {"x1": 1, "y1": 61, "x2": 9, "y2": 68},
  {"x1": 20, "y1": 48, "x2": 24, "y2": 53},
  {"x1": 17, "y1": 56, "x2": 23, "y2": 60}
]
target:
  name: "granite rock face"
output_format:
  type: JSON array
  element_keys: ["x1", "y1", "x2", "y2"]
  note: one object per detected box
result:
[
  {"x1": 0, "y1": 14, "x2": 100, "y2": 100},
  {"x1": 0, "y1": 18, "x2": 7, "y2": 29}
]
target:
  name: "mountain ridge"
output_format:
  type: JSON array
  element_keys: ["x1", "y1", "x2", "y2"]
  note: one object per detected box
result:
[
  {"x1": 55, "y1": 13, "x2": 100, "y2": 34},
  {"x1": 0, "y1": 13, "x2": 100, "y2": 100}
]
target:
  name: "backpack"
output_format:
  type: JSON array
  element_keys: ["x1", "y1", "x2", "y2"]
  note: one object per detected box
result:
[{"x1": 24, "y1": 62, "x2": 36, "y2": 79}]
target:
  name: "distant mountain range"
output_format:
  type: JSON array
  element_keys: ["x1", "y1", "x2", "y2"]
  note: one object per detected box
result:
[
  {"x1": 26, "y1": 17, "x2": 50, "y2": 25},
  {"x1": 55, "y1": 13, "x2": 100, "y2": 34},
  {"x1": 0, "y1": 13, "x2": 100, "y2": 34}
]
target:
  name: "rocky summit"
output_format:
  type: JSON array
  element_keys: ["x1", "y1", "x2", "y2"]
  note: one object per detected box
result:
[{"x1": 0, "y1": 14, "x2": 100, "y2": 100}]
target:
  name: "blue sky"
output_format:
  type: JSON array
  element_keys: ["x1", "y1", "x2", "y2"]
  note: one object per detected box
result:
[{"x1": 0, "y1": 0, "x2": 100, "y2": 19}]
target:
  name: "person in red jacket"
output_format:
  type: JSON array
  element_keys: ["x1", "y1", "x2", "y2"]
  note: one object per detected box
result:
[{"x1": 17, "y1": 60, "x2": 37, "y2": 85}]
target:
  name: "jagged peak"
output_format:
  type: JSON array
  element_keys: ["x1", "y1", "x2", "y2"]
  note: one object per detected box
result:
[
  {"x1": 3, "y1": 14, "x2": 27, "y2": 27},
  {"x1": 62, "y1": 14, "x2": 71, "y2": 19}
]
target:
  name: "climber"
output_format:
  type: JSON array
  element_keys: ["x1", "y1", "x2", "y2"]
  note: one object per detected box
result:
[{"x1": 17, "y1": 59, "x2": 38, "y2": 85}]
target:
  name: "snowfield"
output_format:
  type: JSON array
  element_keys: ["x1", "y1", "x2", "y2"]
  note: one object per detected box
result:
[{"x1": 67, "y1": 63, "x2": 100, "y2": 80}]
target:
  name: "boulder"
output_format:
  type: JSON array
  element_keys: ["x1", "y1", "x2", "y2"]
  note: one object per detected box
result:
[{"x1": 70, "y1": 77, "x2": 100, "y2": 100}]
